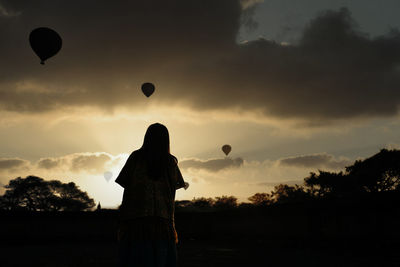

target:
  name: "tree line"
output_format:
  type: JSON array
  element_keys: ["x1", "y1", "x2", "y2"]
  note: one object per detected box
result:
[
  {"x1": 1, "y1": 149, "x2": 400, "y2": 212},
  {"x1": 177, "y1": 148, "x2": 400, "y2": 210}
]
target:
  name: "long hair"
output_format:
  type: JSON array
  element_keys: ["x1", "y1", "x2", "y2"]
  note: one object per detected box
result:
[{"x1": 140, "y1": 123, "x2": 171, "y2": 180}]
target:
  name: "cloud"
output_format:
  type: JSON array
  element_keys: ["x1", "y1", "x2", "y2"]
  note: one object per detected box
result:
[
  {"x1": 0, "y1": 3, "x2": 398, "y2": 123},
  {"x1": 0, "y1": 3, "x2": 19, "y2": 17},
  {"x1": 279, "y1": 153, "x2": 351, "y2": 170},
  {"x1": 240, "y1": 0, "x2": 263, "y2": 32},
  {"x1": 37, "y1": 152, "x2": 114, "y2": 173},
  {"x1": 0, "y1": 158, "x2": 30, "y2": 172},
  {"x1": 1, "y1": 152, "x2": 123, "y2": 176},
  {"x1": 179, "y1": 157, "x2": 244, "y2": 172},
  {"x1": 37, "y1": 158, "x2": 61, "y2": 169},
  {"x1": 240, "y1": 0, "x2": 264, "y2": 9},
  {"x1": 70, "y1": 153, "x2": 112, "y2": 173}
]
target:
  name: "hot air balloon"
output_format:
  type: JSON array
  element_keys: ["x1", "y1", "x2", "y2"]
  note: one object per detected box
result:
[
  {"x1": 104, "y1": 171, "x2": 113, "y2": 182},
  {"x1": 29, "y1": 27, "x2": 62, "y2": 65},
  {"x1": 222, "y1": 144, "x2": 231, "y2": 156},
  {"x1": 141, "y1": 82, "x2": 155, "y2": 97}
]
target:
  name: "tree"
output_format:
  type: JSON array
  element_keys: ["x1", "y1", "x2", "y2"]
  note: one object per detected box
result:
[
  {"x1": 214, "y1": 195, "x2": 238, "y2": 209},
  {"x1": 191, "y1": 197, "x2": 215, "y2": 208},
  {"x1": 304, "y1": 171, "x2": 350, "y2": 198},
  {"x1": 346, "y1": 149, "x2": 400, "y2": 192},
  {"x1": 175, "y1": 200, "x2": 192, "y2": 211},
  {"x1": 248, "y1": 193, "x2": 272, "y2": 206},
  {"x1": 270, "y1": 184, "x2": 310, "y2": 204},
  {"x1": 302, "y1": 149, "x2": 400, "y2": 199},
  {"x1": 0, "y1": 176, "x2": 95, "y2": 211}
]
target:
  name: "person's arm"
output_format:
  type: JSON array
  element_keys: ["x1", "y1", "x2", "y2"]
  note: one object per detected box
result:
[
  {"x1": 175, "y1": 164, "x2": 186, "y2": 190},
  {"x1": 115, "y1": 152, "x2": 136, "y2": 188},
  {"x1": 172, "y1": 158, "x2": 190, "y2": 190}
]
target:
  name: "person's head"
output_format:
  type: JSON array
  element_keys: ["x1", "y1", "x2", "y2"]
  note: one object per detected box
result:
[
  {"x1": 141, "y1": 123, "x2": 170, "y2": 155},
  {"x1": 140, "y1": 123, "x2": 171, "y2": 180}
]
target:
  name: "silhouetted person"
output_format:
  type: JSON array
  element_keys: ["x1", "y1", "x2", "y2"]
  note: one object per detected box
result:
[{"x1": 115, "y1": 123, "x2": 188, "y2": 267}]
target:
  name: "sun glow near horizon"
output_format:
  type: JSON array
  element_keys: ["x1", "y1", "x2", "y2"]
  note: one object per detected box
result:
[{"x1": 0, "y1": 103, "x2": 399, "y2": 207}]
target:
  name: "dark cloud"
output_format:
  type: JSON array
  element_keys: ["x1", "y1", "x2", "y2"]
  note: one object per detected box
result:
[
  {"x1": 179, "y1": 157, "x2": 244, "y2": 172},
  {"x1": 0, "y1": 2, "x2": 19, "y2": 17},
  {"x1": 0, "y1": 158, "x2": 30, "y2": 171},
  {"x1": 240, "y1": 0, "x2": 264, "y2": 9},
  {"x1": 279, "y1": 153, "x2": 351, "y2": 170},
  {"x1": 37, "y1": 158, "x2": 60, "y2": 169},
  {"x1": 0, "y1": 2, "x2": 399, "y2": 122},
  {"x1": 240, "y1": 0, "x2": 262, "y2": 32},
  {"x1": 70, "y1": 153, "x2": 112, "y2": 173}
]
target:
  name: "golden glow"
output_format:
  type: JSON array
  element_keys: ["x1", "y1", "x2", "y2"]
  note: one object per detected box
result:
[{"x1": 0, "y1": 104, "x2": 396, "y2": 208}]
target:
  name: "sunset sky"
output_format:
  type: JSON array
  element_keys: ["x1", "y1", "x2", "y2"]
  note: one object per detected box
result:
[{"x1": 1, "y1": 0, "x2": 400, "y2": 208}]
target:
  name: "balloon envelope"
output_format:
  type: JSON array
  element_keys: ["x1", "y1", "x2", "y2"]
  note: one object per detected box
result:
[
  {"x1": 104, "y1": 171, "x2": 113, "y2": 182},
  {"x1": 222, "y1": 144, "x2": 231, "y2": 156},
  {"x1": 29, "y1": 27, "x2": 62, "y2": 65},
  {"x1": 141, "y1": 82, "x2": 155, "y2": 97}
]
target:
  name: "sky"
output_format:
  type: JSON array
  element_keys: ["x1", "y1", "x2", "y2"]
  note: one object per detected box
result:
[{"x1": 1, "y1": 0, "x2": 400, "y2": 207}]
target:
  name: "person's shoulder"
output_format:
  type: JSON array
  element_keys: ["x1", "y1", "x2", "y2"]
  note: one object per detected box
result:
[
  {"x1": 127, "y1": 149, "x2": 143, "y2": 161},
  {"x1": 131, "y1": 149, "x2": 140, "y2": 155},
  {"x1": 168, "y1": 154, "x2": 178, "y2": 165}
]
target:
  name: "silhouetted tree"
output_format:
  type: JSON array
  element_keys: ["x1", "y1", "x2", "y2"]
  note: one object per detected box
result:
[
  {"x1": 175, "y1": 200, "x2": 192, "y2": 209},
  {"x1": 346, "y1": 149, "x2": 400, "y2": 192},
  {"x1": 0, "y1": 176, "x2": 95, "y2": 211},
  {"x1": 303, "y1": 149, "x2": 400, "y2": 200},
  {"x1": 238, "y1": 202, "x2": 254, "y2": 208},
  {"x1": 270, "y1": 184, "x2": 310, "y2": 204},
  {"x1": 175, "y1": 200, "x2": 192, "y2": 212},
  {"x1": 214, "y1": 195, "x2": 238, "y2": 209},
  {"x1": 304, "y1": 171, "x2": 350, "y2": 198},
  {"x1": 248, "y1": 193, "x2": 272, "y2": 206},
  {"x1": 191, "y1": 197, "x2": 215, "y2": 208}
]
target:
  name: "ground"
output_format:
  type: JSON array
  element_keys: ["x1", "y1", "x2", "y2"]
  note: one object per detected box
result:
[{"x1": 1, "y1": 206, "x2": 400, "y2": 266}]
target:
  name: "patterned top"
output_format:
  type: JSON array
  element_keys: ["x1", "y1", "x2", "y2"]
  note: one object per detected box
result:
[{"x1": 115, "y1": 150, "x2": 185, "y2": 222}]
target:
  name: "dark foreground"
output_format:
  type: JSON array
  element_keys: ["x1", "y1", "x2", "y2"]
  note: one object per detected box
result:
[{"x1": 1, "y1": 202, "x2": 400, "y2": 266}]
